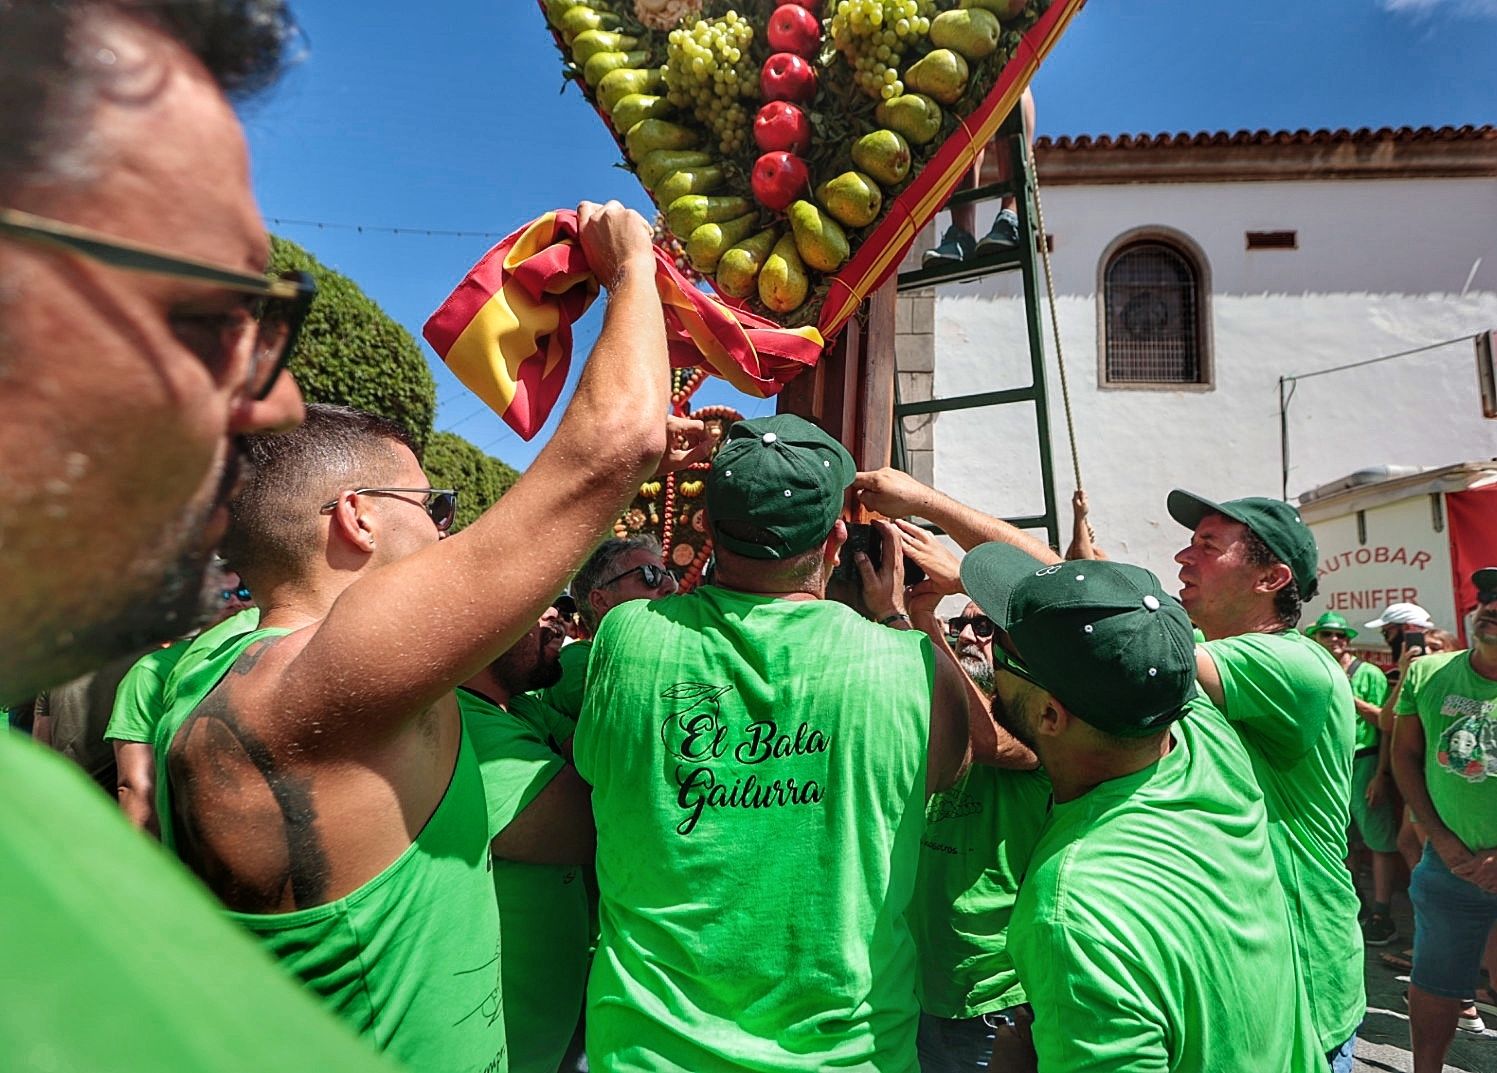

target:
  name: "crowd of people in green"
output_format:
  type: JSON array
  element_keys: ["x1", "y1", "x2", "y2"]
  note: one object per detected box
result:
[{"x1": 4, "y1": 4, "x2": 1497, "y2": 1073}]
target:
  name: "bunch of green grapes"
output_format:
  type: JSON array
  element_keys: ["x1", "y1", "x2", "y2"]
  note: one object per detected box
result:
[
  {"x1": 829, "y1": 0, "x2": 934, "y2": 100},
  {"x1": 663, "y1": 12, "x2": 757, "y2": 155}
]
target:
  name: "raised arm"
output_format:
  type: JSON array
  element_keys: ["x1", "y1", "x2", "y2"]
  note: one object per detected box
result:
[
  {"x1": 853, "y1": 467, "x2": 1061, "y2": 562},
  {"x1": 272, "y1": 202, "x2": 672, "y2": 733}
]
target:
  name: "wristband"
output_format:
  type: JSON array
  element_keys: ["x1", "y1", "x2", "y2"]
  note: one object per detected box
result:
[{"x1": 879, "y1": 613, "x2": 911, "y2": 627}]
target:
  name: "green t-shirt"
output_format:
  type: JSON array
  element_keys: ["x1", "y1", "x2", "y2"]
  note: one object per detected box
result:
[
  {"x1": 539, "y1": 639, "x2": 591, "y2": 725},
  {"x1": 1010, "y1": 698, "x2": 1323, "y2": 1073},
  {"x1": 1347, "y1": 660, "x2": 1390, "y2": 755},
  {"x1": 911, "y1": 764, "x2": 1052, "y2": 1017},
  {"x1": 0, "y1": 732, "x2": 395, "y2": 1071},
  {"x1": 1395, "y1": 650, "x2": 1497, "y2": 851},
  {"x1": 460, "y1": 688, "x2": 590, "y2": 1073},
  {"x1": 104, "y1": 640, "x2": 192, "y2": 744},
  {"x1": 1202, "y1": 629, "x2": 1363, "y2": 1052},
  {"x1": 156, "y1": 628, "x2": 509, "y2": 1073},
  {"x1": 574, "y1": 586, "x2": 935, "y2": 1073}
]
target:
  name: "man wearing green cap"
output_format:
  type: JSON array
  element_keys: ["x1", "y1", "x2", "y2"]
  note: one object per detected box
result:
[
  {"x1": 1170, "y1": 490, "x2": 1363, "y2": 1071},
  {"x1": 573, "y1": 413, "x2": 970, "y2": 1073},
  {"x1": 960, "y1": 543, "x2": 1323, "y2": 1073},
  {"x1": 1392, "y1": 568, "x2": 1497, "y2": 1073},
  {"x1": 1305, "y1": 611, "x2": 1399, "y2": 944}
]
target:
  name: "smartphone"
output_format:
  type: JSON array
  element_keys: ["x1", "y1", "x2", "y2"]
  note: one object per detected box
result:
[
  {"x1": 1402, "y1": 627, "x2": 1427, "y2": 651},
  {"x1": 833, "y1": 522, "x2": 927, "y2": 586}
]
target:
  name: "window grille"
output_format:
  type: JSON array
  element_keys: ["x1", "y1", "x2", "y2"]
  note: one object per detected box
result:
[{"x1": 1102, "y1": 242, "x2": 1205, "y2": 385}]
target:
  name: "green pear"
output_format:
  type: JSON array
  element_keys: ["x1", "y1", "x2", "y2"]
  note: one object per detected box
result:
[
  {"x1": 610, "y1": 93, "x2": 673, "y2": 134},
  {"x1": 559, "y1": 5, "x2": 620, "y2": 42},
  {"x1": 687, "y1": 214, "x2": 759, "y2": 274},
  {"x1": 666, "y1": 195, "x2": 753, "y2": 239},
  {"x1": 716, "y1": 228, "x2": 780, "y2": 299},
  {"x1": 851, "y1": 130, "x2": 911, "y2": 187},
  {"x1": 788, "y1": 200, "x2": 850, "y2": 273},
  {"x1": 930, "y1": 8, "x2": 1001, "y2": 60},
  {"x1": 637, "y1": 149, "x2": 714, "y2": 190},
  {"x1": 961, "y1": 0, "x2": 1027, "y2": 19},
  {"x1": 625, "y1": 118, "x2": 698, "y2": 162},
  {"x1": 875, "y1": 93, "x2": 944, "y2": 146},
  {"x1": 546, "y1": 0, "x2": 607, "y2": 28},
  {"x1": 905, "y1": 48, "x2": 970, "y2": 105},
  {"x1": 816, "y1": 171, "x2": 883, "y2": 229},
  {"x1": 759, "y1": 234, "x2": 810, "y2": 314},
  {"x1": 654, "y1": 165, "x2": 724, "y2": 205},
  {"x1": 583, "y1": 49, "x2": 649, "y2": 88},
  {"x1": 598, "y1": 67, "x2": 663, "y2": 114},
  {"x1": 570, "y1": 29, "x2": 640, "y2": 66}
]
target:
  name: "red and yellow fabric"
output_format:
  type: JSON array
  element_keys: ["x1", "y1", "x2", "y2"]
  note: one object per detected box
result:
[{"x1": 424, "y1": 210, "x2": 824, "y2": 440}]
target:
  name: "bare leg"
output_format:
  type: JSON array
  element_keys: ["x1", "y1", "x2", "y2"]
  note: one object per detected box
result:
[
  {"x1": 1409, "y1": 985, "x2": 1463, "y2": 1073},
  {"x1": 1373, "y1": 850, "x2": 1397, "y2": 908}
]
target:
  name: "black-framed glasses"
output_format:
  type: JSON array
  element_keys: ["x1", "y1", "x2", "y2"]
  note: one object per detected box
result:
[
  {"x1": 948, "y1": 614, "x2": 996, "y2": 640},
  {"x1": 601, "y1": 562, "x2": 675, "y2": 591},
  {"x1": 220, "y1": 586, "x2": 252, "y2": 603},
  {"x1": 321, "y1": 487, "x2": 459, "y2": 533},
  {"x1": 0, "y1": 207, "x2": 315, "y2": 400}
]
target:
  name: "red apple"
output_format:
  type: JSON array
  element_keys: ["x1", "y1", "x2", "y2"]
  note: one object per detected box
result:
[
  {"x1": 754, "y1": 101, "x2": 812, "y2": 155},
  {"x1": 767, "y1": 3, "x2": 822, "y2": 58},
  {"x1": 752, "y1": 151, "x2": 810, "y2": 212},
  {"x1": 760, "y1": 52, "x2": 817, "y2": 104}
]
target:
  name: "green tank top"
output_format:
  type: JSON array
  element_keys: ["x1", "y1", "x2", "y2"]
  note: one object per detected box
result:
[
  {"x1": 573, "y1": 586, "x2": 934, "y2": 1073},
  {"x1": 155, "y1": 626, "x2": 509, "y2": 1073}
]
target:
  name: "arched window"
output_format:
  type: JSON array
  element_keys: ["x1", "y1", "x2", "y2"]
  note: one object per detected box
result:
[{"x1": 1101, "y1": 239, "x2": 1209, "y2": 387}]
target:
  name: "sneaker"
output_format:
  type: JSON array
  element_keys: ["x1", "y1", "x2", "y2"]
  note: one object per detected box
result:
[
  {"x1": 973, "y1": 208, "x2": 1020, "y2": 256},
  {"x1": 922, "y1": 225, "x2": 975, "y2": 268},
  {"x1": 1459, "y1": 1005, "x2": 1486, "y2": 1034},
  {"x1": 1361, "y1": 912, "x2": 1397, "y2": 947}
]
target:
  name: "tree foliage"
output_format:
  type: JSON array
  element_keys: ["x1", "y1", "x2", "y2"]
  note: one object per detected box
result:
[
  {"x1": 268, "y1": 235, "x2": 436, "y2": 452},
  {"x1": 422, "y1": 431, "x2": 521, "y2": 533}
]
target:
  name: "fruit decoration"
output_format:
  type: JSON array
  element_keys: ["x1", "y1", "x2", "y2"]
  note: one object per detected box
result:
[
  {"x1": 613, "y1": 375, "x2": 743, "y2": 591},
  {"x1": 544, "y1": 0, "x2": 1079, "y2": 335}
]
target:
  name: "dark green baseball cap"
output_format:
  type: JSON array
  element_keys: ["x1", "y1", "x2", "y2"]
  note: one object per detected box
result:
[
  {"x1": 1473, "y1": 567, "x2": 1497, "y2": 594},
  {"x1": 706, "y1": 414, "x2": 856, "y2": 560},
  {"x1": 1167, "y1": 490, "x2": 1320, "y2": 600},
  {"x1": 960, "y1": 543, "x2": 1198, "y2": 738}
]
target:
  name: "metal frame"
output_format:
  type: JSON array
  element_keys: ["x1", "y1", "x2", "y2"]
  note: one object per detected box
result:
[{"x1": 894, "y1": 116, "x2": 1060, "y2": 550}]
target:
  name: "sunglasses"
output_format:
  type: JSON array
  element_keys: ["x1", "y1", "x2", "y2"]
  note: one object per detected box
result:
[
  {"x1": 948, "y1": 614, "x2": 996, "y2": 639},
  {"x1": 321, "y1": 487, "x2": 459, "y2": 533},
  {"x1": 601, "y1": 562, "x2": 676, "y2": 591},
  {"x1": 219, "y1": 586, "x2": 252, "y2": 603},
  {"x1": 1317, "y1": 631, "x2": 1349, "y2": 641},
  {"x1": 0, "y1": 208, "x2": 315, "y2": 401}
]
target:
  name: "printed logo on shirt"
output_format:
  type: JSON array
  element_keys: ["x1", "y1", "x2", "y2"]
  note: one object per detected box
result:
[
  {"x1": 925, "y1": 787, "x2": 983, "y2": 825},
  {"x1": 660, "y1": 681, "x2": 828, "y2": 836},
  {"x1": 1436, "y1": 711, "x2": 1497, "y2": 783},
  {"x1": 1440, "y1": 694, "x2": 1497, "y2": 721}
]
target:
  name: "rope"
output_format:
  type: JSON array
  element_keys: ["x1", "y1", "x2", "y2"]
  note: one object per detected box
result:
[{"x1": 1023, "y1": 137, "x2": 1083, "y2": 493}]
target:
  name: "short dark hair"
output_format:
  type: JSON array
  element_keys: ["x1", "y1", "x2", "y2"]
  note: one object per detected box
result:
[
  {"x1": 0, "y1": 0, "x2": 298, "y2": 195},
  {"x1": 222, "y1": 404, "x2": 417, "y2": 580},
  {"x1": 571, "y1": 535, "x2": 662, "y2": 633},
  {"x1": 1240, "y1": 525, "x2": 1303, "y2": 630}
]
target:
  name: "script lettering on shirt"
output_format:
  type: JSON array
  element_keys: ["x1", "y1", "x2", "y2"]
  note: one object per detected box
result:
[{"x1": 661, "y1": 684, "x2": 829, "y2": 836}]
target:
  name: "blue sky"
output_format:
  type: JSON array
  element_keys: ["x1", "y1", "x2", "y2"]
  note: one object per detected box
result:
[{"x1": 243, "y1": 0, "x2": 1497, "y2": 468}]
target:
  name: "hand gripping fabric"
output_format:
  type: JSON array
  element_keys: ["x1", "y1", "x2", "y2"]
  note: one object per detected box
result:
[{"x1": 423, "y1": 209, "x2": 825, "y2": 440}]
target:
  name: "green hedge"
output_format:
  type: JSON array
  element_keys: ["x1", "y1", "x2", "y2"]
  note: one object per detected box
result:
[{"x1": 269, "y1": 235, "x2": 436, "y2": 453}]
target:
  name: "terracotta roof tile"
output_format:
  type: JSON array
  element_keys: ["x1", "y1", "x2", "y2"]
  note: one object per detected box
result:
[{"x1": 1037, "y1": 125, "x2": 1497, "y2": 152}]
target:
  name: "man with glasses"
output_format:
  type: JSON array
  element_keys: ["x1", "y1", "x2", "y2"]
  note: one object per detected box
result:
[
  {"x1": 1393, "y1": 569, "x2": 1497, "y2": 1073},
  {"x1": 543, "y1": 536, "x2": 678, "y2": 723},
  {"x1": 0, "y1": 2, "x2": 405, "y2": 1069},
  {"x1": 155, "y1": 200, "x2": 674, "y2": 1069},
  {"x1": 906, "y1": 596, "x2": 1050, "y2": 1073},
  {"x1": 1305, "y1": 611, "x2": 1400, "y2": 945}
]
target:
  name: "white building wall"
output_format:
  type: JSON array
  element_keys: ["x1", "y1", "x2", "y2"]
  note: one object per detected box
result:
[{"x1": 927, "y1": 175, "x2": 1497, "y2": 583}]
